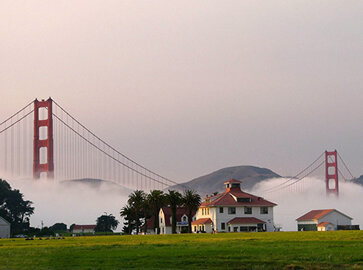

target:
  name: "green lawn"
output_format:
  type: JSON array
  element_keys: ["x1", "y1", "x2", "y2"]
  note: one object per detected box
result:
[{"x1": 0, "y1": 231, "x2": 362, "y2": 269}]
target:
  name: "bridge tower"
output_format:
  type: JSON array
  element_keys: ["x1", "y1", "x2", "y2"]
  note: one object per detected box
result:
[
  {"x1": 325, "y1": 150, "x2": 338, "y2": 196},
  {"x1": 33, "y1": 98, "x2": 54, "y2": 179}
]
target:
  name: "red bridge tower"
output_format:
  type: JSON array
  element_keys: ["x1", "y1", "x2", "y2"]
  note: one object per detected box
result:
[
  {"x1": 325, "y1": 150, "x2": 338, "y2": 196},
  {"x1": 33, "y1": 98, "x2": 54, "y2": 179}
]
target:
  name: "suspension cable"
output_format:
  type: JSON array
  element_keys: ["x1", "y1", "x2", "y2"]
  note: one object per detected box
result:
[
  {"x1": 0, "y1": 110, "x2": 34, "y2": 134},
  {"x1": 52, "y1": 112, "x2": 191, "y2": 189},
  {"x1": 259, "y1": 152, "x2": 325, "y2": 193},
  {"x1": 337, "y1": 152, "x2": 355, "y2": 179},
  {"x1": 265, "y1": 160, "x2": 325, "y2": 194},
  {"x1": 52, "y1": 100, "x2": 180, "y2": 187},
  {"x1": 0, "y1": 100, "x2": 33, "y2": 126}
]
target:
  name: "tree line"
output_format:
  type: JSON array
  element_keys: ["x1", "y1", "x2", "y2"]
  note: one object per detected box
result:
[
  {"x1": 0, "y1": 178, "x2": 34, "y2": 235},
  {"x1": 120, "y1": 189, "x2": 201, "y2": 234}
]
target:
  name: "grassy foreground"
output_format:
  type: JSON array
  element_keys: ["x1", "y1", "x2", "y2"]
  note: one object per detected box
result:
[{"x1": 0, "y1": 231, "x2": 362, "y2": 269}]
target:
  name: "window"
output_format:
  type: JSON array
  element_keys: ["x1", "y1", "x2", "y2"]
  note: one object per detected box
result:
[
  {"x1": 219, "y1": 207, "x2": 224, "y2": 213},
  {"x1": 207, "y1": 208, "x2": 209, "y2": 215},
  {"x1": 221, "y1": 222, "x2": 225, "y2": 230},
  {"x1": 260, "y1": 207, "x2": 268, "y2": 214},
  {"x1": 244, "y1": 207, "x2": 252, "y2": 214},
  {"x1": 233, "y1": 227, "x2": 238, "y2": 232},
  {"x1": 202, "y1": 208, "x2": 204, "y2": 215},
  {"x1": 228, "y1": 226, "x2": 231, "y2": 232},
  {"x1": 228, "y1": 207, "x2": 236, "y2": 214},
  {"x1": 183, "y1": 216, "x2": 187, "y2": 222},
  {"x1": 237, "y1": 197, "x2": 252, "y2": 202},
  {"x1": 160, "y1": 218, "x2": 163, "y2": 224},
  {"x1": 194, "y1": 226, "x2": 197, "y2": 232}
]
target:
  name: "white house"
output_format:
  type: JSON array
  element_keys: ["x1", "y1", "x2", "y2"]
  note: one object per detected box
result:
[
  {"x1": 0, "y1": 216, "x2": 11, "y2": 238},
  {"x1": 296, "y1": 209, "x2": 352, "y2": 231},
  {"x1": 71, "y1": 224, "x2": 96, "y2": 234},
  {"x1": 192, "y1": 179, "x2": 277, "y2": 233},
  {"x1": 159, "y1": 207, "x2": 195, "y2": 234}
]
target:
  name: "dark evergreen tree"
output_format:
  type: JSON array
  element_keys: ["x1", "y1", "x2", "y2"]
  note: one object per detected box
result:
[{"x1": 95, "y1": 214, "x2": 119, "y2": 232}]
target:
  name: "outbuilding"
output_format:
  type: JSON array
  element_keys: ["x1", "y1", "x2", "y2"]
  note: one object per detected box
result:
[
  {"x1": 296, "y1": 209, "x2": 352, "y2": 231},
  {"x1": 0, "y1": 216, "x2": 11, "y2": 238},
  {"x1": 71, "y1": 224, "x2": 96, "y2": 234}
]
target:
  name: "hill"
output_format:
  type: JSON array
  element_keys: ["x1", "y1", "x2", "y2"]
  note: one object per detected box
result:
[
  {"x1": 170, "y1": 165, "x2": 280, "y2": 195},
  {"x1": 350, "y1": 175, "x2": 363, "y2": 187}
]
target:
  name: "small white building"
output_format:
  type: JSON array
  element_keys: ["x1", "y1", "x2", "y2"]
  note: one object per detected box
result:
[
  {"x1": 159, "y1": 207, "x2": 195, "y2": 234},
  {"x1": 192, "y1": 179, "x2": 277, "y2": 233},
  {"x1": 0, "y1": 216, "x2": 11, "y2": 238},
  {"x1": 72, "y1": 224, "x2": 96, "y2": 234},
  {"x1": 296, "y1": 209, "x2": 352, "y2": 231}
]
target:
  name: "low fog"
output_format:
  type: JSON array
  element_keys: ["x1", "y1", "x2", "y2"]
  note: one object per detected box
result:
[
  {"x1": 253, "y1": 177, "x2": 363, "y2": 231},
  {"x1": 3, "y1": 173, "x2": 363, "y2": 232},
  {"x1": 5, "y1": 175, "x2": 128, "y2": 231}
]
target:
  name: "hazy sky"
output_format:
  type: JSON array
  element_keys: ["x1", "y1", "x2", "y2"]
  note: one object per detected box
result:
[{"x1": 1, "y1": 1, "x2": 362, "y2": 182}]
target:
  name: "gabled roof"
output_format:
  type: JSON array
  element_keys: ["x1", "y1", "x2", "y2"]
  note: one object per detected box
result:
[
  {"x1": 200, "y1": 189, "x2": 276, "y2": 207},
  {"x1": 227, "y1": 217, "x2": 266, "y2": 225},
  {"x1": 0, "y1": 216, "x2": 10, "y2": 225},
  {"x1": 296, "y1": 209, "x2": 352, "y2": 221},
  {"x1": 73, "y1": 225, "x2": 96, "y2": 230},
  {"x1": 142, "y1": 216, "x2": 155, "y2": 230},
  {"x1": 191, "y1": 218, "x2": 212, "y2": 225},
  {"x1": 161, "y1": 207, "x2": 196, "y2": 226},
  {"x1": 318, "y1": 222, "x2": 332, "y2": 227}
]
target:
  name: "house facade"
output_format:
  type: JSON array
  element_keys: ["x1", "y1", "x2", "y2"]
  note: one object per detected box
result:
[
  {"x1": 296, "y1": 209, "x2": 352, "y2": 231},
  {"x1": 159, "y1": 207, "x2": 195, "y2": 234},
  {"x1": 72, "y1": 224, "x2": 96, "y2": 234},
  {"x1": 192, "y1": 179, "x2": 277, "y2": 233},
  {"x1": 0, "y1": 216, "x2": 11, "y2": 238}
]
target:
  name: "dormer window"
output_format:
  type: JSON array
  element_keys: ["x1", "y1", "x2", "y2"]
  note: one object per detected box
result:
[
  {"x1": 224, "y1": 180, "x2": 242, "y2": 190},
  {"x1": 237, "y1": 197, "x2": 252, "y2": 203}
]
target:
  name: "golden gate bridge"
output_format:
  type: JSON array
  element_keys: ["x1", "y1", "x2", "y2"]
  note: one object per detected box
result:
[{"x1": 0, "y1": 98, "x2": 356, "y2": 196}]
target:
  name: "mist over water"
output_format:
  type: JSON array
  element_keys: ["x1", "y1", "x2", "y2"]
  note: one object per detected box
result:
[
  {"x1": 2, "y1": 172, "x2": 362, "y2": 232},
  {"x1": 252, "y1": 177, "x2": 363, "y2": 231},
  {"x1": 4, "y1": 174, "x2": 128, "y2": 231}
]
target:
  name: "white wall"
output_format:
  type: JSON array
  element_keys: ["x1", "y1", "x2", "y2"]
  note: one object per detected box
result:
[
  {"x1": 195, "y1": 206, "x2": 275, "y2": 232},
  {"x1": 0, "y1": 218, "x2": 10, "y2": 238},
  {"x1": 319, "y1": 211, "x2": 352, "y2": 229}
]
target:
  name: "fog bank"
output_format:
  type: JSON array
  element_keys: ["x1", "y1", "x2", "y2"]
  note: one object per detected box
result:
[{"x1": 253, "y1": 177, "x2": 363, "y2": 231}]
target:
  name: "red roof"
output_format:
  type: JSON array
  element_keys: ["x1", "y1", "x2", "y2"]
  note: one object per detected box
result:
[
  {"x1": 142, "y1": 216, "x2": 155, "y2": 230},
  {"x1": 192, "y1": 218, "x2": 212, "y2": 225},
  {"x1": 318, "y1": 222, "x2": 332, "y2": 227},
  {"x1": 73, "y1": 225, "x2": 96, "y2": 230},
  {"x1": 224, "y1": 179, "x2": 241, "y2": 184},
  {"x1": 200, "y1": 186, "x2": 276, "y2": 207},
  {"x1": 296, "y1": 209, "x2": 335, "y2": 221},
  {"x1": 161, "y1": 207, "x2": 196, "y2": 226},
  {"x1": 227, "y1": 217, "x2": 266, "y2": 225}
]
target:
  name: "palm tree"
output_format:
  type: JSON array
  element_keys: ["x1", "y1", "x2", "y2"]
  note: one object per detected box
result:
[
  {"x1": 120, "y1": 204, "x2": 135, "y2": 234},
  {"x1": 127, "y1": 190, "x2": 146, "y2": 234},
  {"x1": 165, "y1": 190, "x2": 183, "y2": 234},
  {"x1": 183, "y1": 190, "x2": 201, "y2": 233},
  {"x1": 147, "y1": 190, "x2": 165, "y2": 234}
]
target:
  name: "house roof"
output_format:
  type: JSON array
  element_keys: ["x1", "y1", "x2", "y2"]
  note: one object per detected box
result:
[
  {"x1": 318, "y1": 222, "x2": 332, "y2": 227},
  {"x1": 224, "y1": 179, "x2": 241, "y2": 184},
  {"x1": 200, "y1": 185, "x2": 276, "y2": 207},
  {"x1": 0, "y1": 216, "x2": 10, "y2": 225},
  {"x1": 142, "y1": 216, "x2": 155, "y2": 230},
  {"x1": 191, "y1": 218, "x2": 212, "y2": 225},
  {"x1": 73, "y1": 225, "x2": 96, "y2": 230},
  {"x1": 296, "y1": 209, "x2": 352, "y2": 221},
  {"x1": 161, "y1": 207, "x2": 196, "y2": 227},
  {"x1": 227, "y1": 217, "x2": 266, "y2": 225}
]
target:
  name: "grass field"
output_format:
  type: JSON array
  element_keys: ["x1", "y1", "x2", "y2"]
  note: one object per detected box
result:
[{"x1": 0, "y1": 231, "x2": 362, "y2": 269}]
